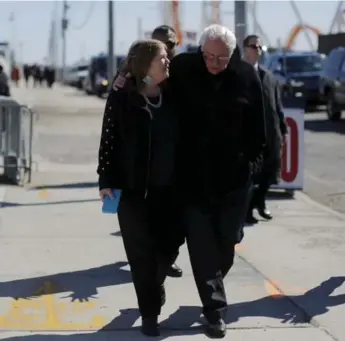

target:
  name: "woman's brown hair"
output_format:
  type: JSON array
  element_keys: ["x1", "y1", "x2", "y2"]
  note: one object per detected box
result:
[{"x1": 121, "y1": 39, "x2": 166, "y2": 92}]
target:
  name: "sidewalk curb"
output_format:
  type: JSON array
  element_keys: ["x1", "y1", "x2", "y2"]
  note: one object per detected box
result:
[
  {"x1": 0, "y1": 186, "x2": 6, "y2": 207},
  {"x1": 296, "y1": 191, "x2": 345, "y2": 221}
]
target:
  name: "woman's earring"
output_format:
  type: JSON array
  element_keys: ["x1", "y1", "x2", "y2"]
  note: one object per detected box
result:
[{"x1": 143, "y1": 76, "x2": 152, "y2": 85}]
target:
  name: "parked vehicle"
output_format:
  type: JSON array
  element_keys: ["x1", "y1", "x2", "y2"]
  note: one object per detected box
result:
[
  {"x1": 64, "y1": 61, "x2": 89, "y2": 89},
  {"x1": 264, "y1": 51, "x2": 325, "y2": 112},
  {"x1": 319, "y1": 46, "x2": 345, "y2": 121},
  {"x1": 83, "y1": 54, "x2": 125, "y2": 97}
]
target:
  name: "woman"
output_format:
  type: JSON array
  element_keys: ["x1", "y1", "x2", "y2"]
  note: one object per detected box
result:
[{"x1": 97, "y1": 39, "x2": 178, "y2": 337}]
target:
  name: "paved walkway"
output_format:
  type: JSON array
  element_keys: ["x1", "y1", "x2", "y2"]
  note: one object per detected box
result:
[
  {"x1": 0, "y1": 85, "x2": 344, "y2": 340},
  {"x1": 1, "y1": 176, "x2": 344, "y2": 341}
]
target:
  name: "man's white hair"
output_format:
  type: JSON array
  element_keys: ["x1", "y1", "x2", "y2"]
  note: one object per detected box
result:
[{"x1": 199, "y1": 24, "x2": 237, "y2": 53}]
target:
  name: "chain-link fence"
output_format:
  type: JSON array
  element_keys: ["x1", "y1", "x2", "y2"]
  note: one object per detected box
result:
[{"x1": 0, "y1": 96, "x2": 34, "y2": 184}]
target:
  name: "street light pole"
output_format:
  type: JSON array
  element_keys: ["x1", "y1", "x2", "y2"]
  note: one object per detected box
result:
[
  {"x1": 234, "y1": 1, "x2": 247, "y2": 54},
  {"x1": 108, "y1": 0, "x2": 115, "y2": 85},
  {"x1": 61, "y1": 0, "x2": 69, "y2": 83}
]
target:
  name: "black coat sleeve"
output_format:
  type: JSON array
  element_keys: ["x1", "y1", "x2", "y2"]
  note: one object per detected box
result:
[
  {"x1": 274, "y1": 80, "x2": 287, "y2": 135},
  {"x1": 97, "y1": 88, "x2": 124, "y2": 190},
  {"x1": 168, "y1": 53, "x2": 187, "y2": 97},
  {"x1": 243, "y1": 68, "x2": 267, "y2": 175}
]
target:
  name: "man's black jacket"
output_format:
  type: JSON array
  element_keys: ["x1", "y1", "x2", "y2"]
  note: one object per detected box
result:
[
  {"x1": 257, "y1": 65, "x2": 287, "y2": 184},
  {"x1": 169, "y1": 50, "x2": 267, "y2": 200}
]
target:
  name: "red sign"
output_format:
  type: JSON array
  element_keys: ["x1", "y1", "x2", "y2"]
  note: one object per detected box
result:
[{"x1": 281, "y1": 117, "x2": 299, "y2": 183}]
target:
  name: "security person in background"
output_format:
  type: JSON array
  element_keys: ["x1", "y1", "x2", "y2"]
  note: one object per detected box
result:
[
  {"x1": 243, "y1": 35, "x2": 287, "y2": 224},
  {"x1": 113, "y1": 25, "x2": 184, "y2": 279}
]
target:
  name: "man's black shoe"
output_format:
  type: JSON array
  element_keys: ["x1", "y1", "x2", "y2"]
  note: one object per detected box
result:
[
  {"x1": 257, "y1": 207, "x2": 273, "y2": 220},
  {"x1": 246, "y1": 213, "x2": 258, "y2": 225},
  {"x1": 141, "y1": 317, "x2": 160, "y2": 337},
  {"x1": 205, "y1": 318, "x2": 227, "y2": 338},
  {"x1": 167, "y1": 263, "x2": 183, "y2": 278}
]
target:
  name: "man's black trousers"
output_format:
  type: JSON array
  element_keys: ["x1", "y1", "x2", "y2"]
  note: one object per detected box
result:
[
  {"x1": 117, "y1": 188, "x2": 183, "y2": 318},
  {"x1": 183, "y1": 185, "x2": 250, "y2": 322}
]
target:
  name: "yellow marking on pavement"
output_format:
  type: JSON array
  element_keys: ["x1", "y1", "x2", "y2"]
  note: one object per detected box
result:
[
  {"x1": 265, "y1": 280, "x2": 307, "y2": 299},
  {"x1": 0, "y1": 281, "x2": 106, "y2": 330},
  {"x1": 39, "y1": 188, "x2": 48, "y2": 199}
]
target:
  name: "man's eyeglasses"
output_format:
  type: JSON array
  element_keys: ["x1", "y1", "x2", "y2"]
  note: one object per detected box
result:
[
  {"x1": 203, "y1": 52, "x2": 230, "y2": 65},
  {"x1": 246, "y1": 44, "x2": 262, "y2": 51},
  {"x1": 165, "y1": 41, "x2": 177, "y2": 50}
]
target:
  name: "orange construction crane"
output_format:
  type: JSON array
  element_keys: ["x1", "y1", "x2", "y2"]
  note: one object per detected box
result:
[
  {"x1": 285, "y1": 24, "x2": 321, "y2": 49},
  {"x1": 171, "y1": 0, "x2": 183, "y2": 44},
  {"x1": 212, "y1": 0, "x2": 221, "y2": 24}
]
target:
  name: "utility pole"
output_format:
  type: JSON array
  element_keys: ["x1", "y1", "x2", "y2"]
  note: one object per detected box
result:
[
  {"x1": 108, "y1": 0, "x2": 115, "y2": 85},
  {"x1": 61, "y1": 0, "x2": 69, "y2": 83},
  {"x1": 137, "y1": 17, "x2": 143, "y2": 39},
  {"x1": 329, "y1": 0, "x2": 344, "y2": 33},
  {"x1": 9, "y1": 11, "x2": 16, "y2": 68},
  {"x1": 234, "y1": 1, "x2": 247, "y2": 54}
]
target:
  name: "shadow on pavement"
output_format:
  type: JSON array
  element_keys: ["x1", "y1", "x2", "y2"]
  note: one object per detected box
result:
[
  {"x1": 63, "y1": 91, "x2": 89, "y2": 98},
  {"x1": 0, "y1": 262, "x2": 131, "y2": 302},
  {"x1": 1, "y1": 198, "x2": 98, "y2": 208},
  {"x1": 1, "y1": 277, "x2": 345, "y2": 340},
  {"x1": 304, "y1": 118, "x2": 345, "y2": 135},
  {"x1": 266, "y1": 190, "x2": 295, "y2": 201},
  {"x1": 30, "y1": 182, "x2": 98, "y2": 190}
]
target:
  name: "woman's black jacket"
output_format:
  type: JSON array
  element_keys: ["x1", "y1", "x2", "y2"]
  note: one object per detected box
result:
[{"x1": 97, "y1": 85, "x2": 175, "y2": 193}]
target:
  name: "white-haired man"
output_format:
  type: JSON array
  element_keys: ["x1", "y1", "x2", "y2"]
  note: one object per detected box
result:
[{"x1": 170, "y1": 24, "x2": 266, "y2": 338}]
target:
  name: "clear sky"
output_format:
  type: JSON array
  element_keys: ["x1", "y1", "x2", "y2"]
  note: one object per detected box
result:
[{"x1": 0, "y1": 1, "x2": 338, "y2": 65}]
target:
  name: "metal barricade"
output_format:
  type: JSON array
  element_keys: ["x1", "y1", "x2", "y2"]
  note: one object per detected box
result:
[{"x1": 0, "y1": 96, "x2": 34, "y2": 184}]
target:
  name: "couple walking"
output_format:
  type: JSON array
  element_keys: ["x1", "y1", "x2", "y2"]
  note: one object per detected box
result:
[{"x1": 97, "y1": 24, "x2": 267, "y2": 338}]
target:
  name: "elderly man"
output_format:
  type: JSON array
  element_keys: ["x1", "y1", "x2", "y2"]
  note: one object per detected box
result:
[{"x1": 170, "y1": 25, "x2": 266, "y2": 338}]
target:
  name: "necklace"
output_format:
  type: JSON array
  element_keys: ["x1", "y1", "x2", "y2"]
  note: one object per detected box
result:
[{"x1": 143, "y1": 92, "x2": 162, "y2": 108}]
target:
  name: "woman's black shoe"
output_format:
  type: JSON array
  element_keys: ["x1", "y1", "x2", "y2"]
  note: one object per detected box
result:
[
  {"x1": 167, "y1": 263, "x2": 183, "y2": 277},
  {"x1": 141, "y1": 317, "x2": 160, "y2": 337}
]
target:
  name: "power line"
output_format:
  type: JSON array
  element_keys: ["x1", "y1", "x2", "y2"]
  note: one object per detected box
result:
[{"x1": 71, "y1": 2, "x2": 95, "y2": 30}]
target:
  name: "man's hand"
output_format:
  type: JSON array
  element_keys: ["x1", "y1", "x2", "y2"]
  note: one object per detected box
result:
[
  {"x1": 112, "y1": 73, "x2": 130, "y2": 91},
  {"x1": 99, "y1": 188, "x2": 114, "y2": 201}
]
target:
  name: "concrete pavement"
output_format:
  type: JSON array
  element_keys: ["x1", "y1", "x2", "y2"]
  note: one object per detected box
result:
[
  {"x1": 304, "y1": 111, "x2": 345, "y2": 215},
  {"x1": 0, "y1": 85, "x2": 344, "y2": 340},
  {"x1": 1, "y1": 173, "x2": 345, "y2": 341}
]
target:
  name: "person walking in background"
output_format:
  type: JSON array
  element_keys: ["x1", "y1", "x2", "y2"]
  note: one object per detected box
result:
[
  {"x1": 0, "y1": 64, "x2": 10, "y2": 96},
  {"x1": 98, "y1": 39, "x2": 180, "y2": 337},
  {"x1": 243, "y1": 34, "x2": 287, "y2": 224},
  {"x1": 11, "y1": 65, "x2": 20, "y2": 87},
  {"x1": 169, "y1": 25, "x2": 266, "y2": 338},
  {"x1": 23, "y1": 64, "x2": 31, "y2": 87},
  {"x1": 113, "y1": 24, "x2": 184, "y2": 279}
]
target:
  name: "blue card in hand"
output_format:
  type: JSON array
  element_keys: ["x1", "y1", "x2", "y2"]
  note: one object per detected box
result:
[{"x1": 102, "y1": 189, "x2": 121, "y2": 214}]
